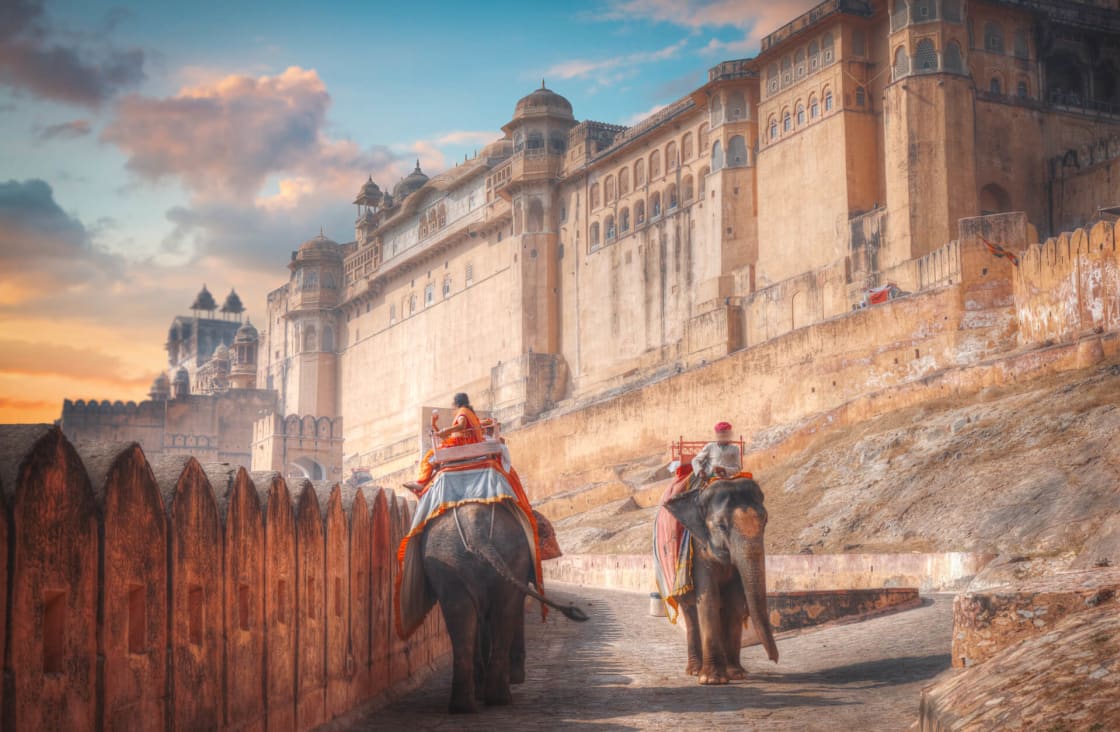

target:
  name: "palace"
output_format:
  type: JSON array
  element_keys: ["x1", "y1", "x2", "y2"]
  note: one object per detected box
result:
[{"x1": 62, "y1": 0, "x2": 1120, "y2": 485}]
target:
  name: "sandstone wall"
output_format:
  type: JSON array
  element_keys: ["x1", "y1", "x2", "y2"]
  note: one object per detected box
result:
[{"x1": 0, "y1": 425, "x2": 449, "y2": 731}]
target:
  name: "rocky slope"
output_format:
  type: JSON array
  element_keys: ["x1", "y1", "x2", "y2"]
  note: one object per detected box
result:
[{"x1": 551, "y1": 359, "x2": 1120, "y2": 575}]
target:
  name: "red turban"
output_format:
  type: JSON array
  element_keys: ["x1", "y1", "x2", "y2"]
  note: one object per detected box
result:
[{"x1": 714, "y1": 421, "x2": 732, "y2": 433}]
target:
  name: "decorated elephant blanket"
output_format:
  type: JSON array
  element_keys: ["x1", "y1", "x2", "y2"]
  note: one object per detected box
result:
[
  {"x1": 653, "y1": 465, "x2": 700, "y2": 623},
  {"x1": 395, "y1": 458, "x2": 546, "y2": 639}
]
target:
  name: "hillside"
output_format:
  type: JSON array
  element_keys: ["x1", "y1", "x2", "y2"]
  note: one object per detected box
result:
[{"x1": 551, "y1": 357, "x2": 1120, "y2": 575}]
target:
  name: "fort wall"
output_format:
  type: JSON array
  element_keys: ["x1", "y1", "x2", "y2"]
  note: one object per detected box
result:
[{"x1": 0, "y1": 425, "x2": 449, "y2": 731}]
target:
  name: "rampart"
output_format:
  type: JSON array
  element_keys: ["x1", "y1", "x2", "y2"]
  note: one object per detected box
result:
[{"x1": 0, "y1": 425, "x2": 448, "y2": 731}]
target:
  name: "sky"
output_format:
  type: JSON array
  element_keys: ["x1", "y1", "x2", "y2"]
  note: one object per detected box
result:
[{"x1": 0, "y1": 0, "x2": 815, "y2": 423}]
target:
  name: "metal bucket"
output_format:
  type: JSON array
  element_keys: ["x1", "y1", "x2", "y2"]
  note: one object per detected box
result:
[{"x1": 649, "y1": 591, "x2": 666, "y2": 617}]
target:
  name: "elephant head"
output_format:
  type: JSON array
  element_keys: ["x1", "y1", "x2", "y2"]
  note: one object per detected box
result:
[{"x1": 664, "y1": 478, "x2": 779, "y2": 663}]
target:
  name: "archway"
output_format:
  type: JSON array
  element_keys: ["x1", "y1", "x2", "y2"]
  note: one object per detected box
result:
[
  {"x1": 291, "y1": 456, "x2": 326, "y2": 481},
  {"x1": 979, "y1": 183, "x2": 1011, "y2": 215}
]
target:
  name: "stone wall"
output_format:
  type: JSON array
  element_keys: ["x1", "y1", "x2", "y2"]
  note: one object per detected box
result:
[{"x1": 0, "y1": 425, "x2": 449, "y2": 731}]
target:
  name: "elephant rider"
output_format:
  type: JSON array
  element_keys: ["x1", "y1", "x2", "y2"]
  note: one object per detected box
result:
[
  {"x1": 404, "y1": 393, "x2": 485, "y2": 495},
  {"x1": 691, "y1": 422, "x2": 748, "y2": 484}
]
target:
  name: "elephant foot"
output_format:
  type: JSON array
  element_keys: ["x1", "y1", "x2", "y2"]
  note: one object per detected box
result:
[
  {"x1": 698, "y1": 667, "x2": 730, "y2": 685},
  {"x1": 685, "y1": 660, "x2": 701, "y2": 676},
  {"x1": 727, "y1": 665, "x2": 748, "y2": 681},
  {"x1": 510, "y1": 665, "x2": 526, "y2": 685}
]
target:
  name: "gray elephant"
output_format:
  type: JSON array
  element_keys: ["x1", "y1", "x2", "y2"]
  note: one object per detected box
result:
[
  {"x1": 417, "y1": 501, "x2": 588, "y2": 713},
  {"x1": 662, "y1": 478, "x2": 779, "y2": 684}
]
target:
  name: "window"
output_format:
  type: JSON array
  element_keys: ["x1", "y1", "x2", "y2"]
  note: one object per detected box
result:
[
  {"x1": 650, "y1": 192, "x2": 661, "y2": 217},
  {"x1": 916, "y1": 39, "x2": 937, "y2": 72},
  {"x1": 711, "y1": 140, "x2": 724, "y2": 170},
  {"x1": 891, "y1": 0, "x2": 908, "y2": 31},
  {"x1": 985, "y1": 23, "x2": 1004, "y2": 53},
  {"x1": 914, "y1": 0, "x2": 935, "y2": 21},
  {"x1": 796, "y1": 49, "x2": 806, "y2": 79},
  {"x1": 1017, "y1": 80, "x2": 1029, "y2": 98},
  {"x1": 894, "y1": 46, "x2": 910, "y2": 79},
  {"x1": 634, "y1": 159, "x2": 645, "y2": 186},
  {"x1": 409, "y1": 294, "x2": 417, "y2": 314},
  {"x1": 682, "y1": 175, "x2": 694, "y2": 202},
  {"x1": 605, "y1": 175, "x2": 615, "y2": 203},
  {"x1": 649, "y1": 150, "x2": 661, "y2": 179},
  {"x1": 465, "y1": 263, "x2": 474, "y2": 286},
  {"x1": 635, "y1": 200, "x2": 645, "y2": 224},
  {"x1": 943, "y1": 41, "x2": 963, "y2": 72},
  {"x1": 809, "y1": 95, "x2": 819, "y2": 118},
  {"x1": 620, "y1": 208, "x2": 630, "y2": 232},
  {"x1": 822, "y1": 33, "x2": 834, "y2": 63},
  {"x1": 809, "y1": 41, "x2": 820, "y2": 71},
  {"x1": 666, "y1": 141, "x2": 678, "y2": 169},
  {"x1": 710, "y1": 94, "x2": 723, "y2": 125},
  {"x1": 303, "y1": 324, "x2": 316, "y2": 352},
  {"x1": 605, "y1": 215, "x2": 616, "y2": 241},
  {"x1": 590, "y1": 183, "x2": 600, "y2": 209},
  {"x1": 990, "y1": 76, "x2": 1002, "y2": 95},
  {"x1": 825, "y1": 90, "x2": 833, "y2": 111},
  {"x1": 855, "y1": 87, "x2": 866, "y2": 106},
  {"x1": 781, "y1": 56, "x2": 792, "y2": 87},
  {"x1": 783, "y1": 110, "x2": 792, "y2": 131},
  {"x1": 767, "y1": 63, "x2": 779, "y2": 94},
  {"x1": 667, "y1": 184, "x2": 678, "y2": 209},
  {"x1": 681, "y1": 133, "x2": 693, "y2": 161},
  {"x1": 796, "y1": 103, "x2": 805, "y2": 125},
  {"x1": 442, "y1": 277, "x2": 452, "y2": 298},
  {"x1": 589, "y1": 222, "x2": 600, "y2": 248},
  {"x1": 727, "y1": 90, "x2": 745, "y2": 120},
  {"x1": 769, "y1": 117, "x2": 778, "y2": 140},
  {"x1": 527, "y1": 131, "x2": 544, "y2": 150},
  {"x1": 424, "y1": 283, "x2": 434, "y2": 306},
  {"x1": 619, "y1": 167, "x2": 630, "y2": 195},
  {"x1": 727, "y1": 136, "x2": 747, "y2": 167}
]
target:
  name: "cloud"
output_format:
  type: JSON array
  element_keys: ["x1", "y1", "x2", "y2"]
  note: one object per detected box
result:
[
  {"x1": 0, "y1": 396, "x2": 55, "y2": 411},
  {"x1": 623, "y1": 102, "x2": 671, "y2": 126},
  {"x1": 540, "y1": 39, "x2": 690, "y2": 92},
  {"x1": 435, "y1": 130, "x2": 501, "y2": 147},
  {"x1": 593, "y1": 0, "x2": 820, "y2": 51},
  {"x1": 0, "y1": 0, "x2": 145, "y2": 107},
  {"x1": 102, "y1": 66, "x2": 401, "y2": 204},
  {"x1": 35, "y1": 118, "x2": 92, "y2": 141},
  {"x1": 0, "y1": 338, "x2": 151, "y2": 388}
]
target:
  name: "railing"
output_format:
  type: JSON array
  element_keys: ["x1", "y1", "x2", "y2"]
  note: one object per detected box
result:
[
  {"x1": 992, "y1": 0, "x2": 1120, "y2": 32},
  {"x1": 708, "y1": 58, "x2": 759, "y2": 82},
  {"x1": 759, "y1": 0, "x2": 873, "y2": 53}
]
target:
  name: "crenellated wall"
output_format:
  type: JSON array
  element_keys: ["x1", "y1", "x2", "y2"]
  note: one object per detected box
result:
[{"x1": 0, "y1": 425, "x2": 450, "y2": 732}]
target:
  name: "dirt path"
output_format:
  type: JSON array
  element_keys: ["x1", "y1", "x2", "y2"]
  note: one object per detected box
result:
[{"x1": 329, "y1": 585, "x2": 953, "y2": 731}]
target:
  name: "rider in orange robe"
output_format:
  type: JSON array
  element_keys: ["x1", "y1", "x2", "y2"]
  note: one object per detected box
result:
[{"x1": 406, "y1": 393, "x2": 484, "y2": 494}]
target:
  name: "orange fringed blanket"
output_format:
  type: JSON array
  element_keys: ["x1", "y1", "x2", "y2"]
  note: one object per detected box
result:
[{"x1": 395, "y1": 458, "x2": 547, "y2": 639}]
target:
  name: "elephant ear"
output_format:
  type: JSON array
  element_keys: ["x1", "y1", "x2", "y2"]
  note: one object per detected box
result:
[{"x1": 663, "y1": 489, "x2": 712, "y2": 551}]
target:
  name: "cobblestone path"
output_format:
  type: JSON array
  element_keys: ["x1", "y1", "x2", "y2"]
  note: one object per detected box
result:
[{"x1": 332, "y1": 585, "x2": 953, "y2": 731}]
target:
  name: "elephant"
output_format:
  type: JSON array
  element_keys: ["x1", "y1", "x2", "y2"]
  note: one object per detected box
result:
[
  {"x1": 420, "y1": 501, "x2": 588, "y2": 713},
  {"x1": 662, "y1": 477, "x2": 780, "y2": 684}
]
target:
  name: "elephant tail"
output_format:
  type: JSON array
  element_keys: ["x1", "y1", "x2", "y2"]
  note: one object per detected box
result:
[{"x1": 456, "y1": 506, "x2": 590, "y2": 623}]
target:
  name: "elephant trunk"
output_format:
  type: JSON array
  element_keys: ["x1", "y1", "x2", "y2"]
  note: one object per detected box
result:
[{"x1": 734, "y1": 540, "x2": 779, "y2": 663}]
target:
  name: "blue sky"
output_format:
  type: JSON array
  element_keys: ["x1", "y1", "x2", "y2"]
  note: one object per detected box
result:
[{"x1": 0, "y1": 0, "x2": 815, "y2": 421}]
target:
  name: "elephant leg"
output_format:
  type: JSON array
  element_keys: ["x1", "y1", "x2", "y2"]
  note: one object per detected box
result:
[
  {"x1": 484, "y1": 589, "x2": 520, "y2": 706},
  {"x1": 474, "y1": 620, "x2": 488, "y2": 702},
  {"x1": 721, "y1": 582, "x2": 747, "y2": 680},
  {"x1": 510, "y1": 599, "x2": 527, "y2": 685},
  {"x1": 439, "y1": 598, "x2": 480, "y2": 713},
  {"x1": 697, "y1": 591, "x2": 730, "y2": 685},
  {"x1": 681, "y1": 599, "x2": 702, "y2": 676}
]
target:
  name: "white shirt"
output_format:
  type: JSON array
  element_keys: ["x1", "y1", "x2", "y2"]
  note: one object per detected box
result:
[{"x1": 691, "y1": 441, "x2": 742, "y2": 477}]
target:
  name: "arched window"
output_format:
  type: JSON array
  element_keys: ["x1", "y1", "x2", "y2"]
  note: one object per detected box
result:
[
  {"x1": 605, "y1": 175, "x2": 616, "y2": 203},
  {"x1": 1014, "y1": 30, "x2": 1029, "y2": 59},
  {"x1": 795, "y1": 49, "x2": 806, "y2": 79},
  {"x1": 781, "y1": 56, "x2": 792, "y2": 87},
  {"x1": 605, "y1": 215, "x2": 616, "y2": 241},
  {"x1": 650, "y1": 191, "x2": 662, "y2": 218},
  {"x1": 322, "y1": 326, "x2": 334, "y2": 351},
  {"x1": 894, "y1": 46, "x2": 910, "y2": 79},
  {"x1": 984, "y1": 23, "x2": 1004, "y2": 53},
  {"x1": 916, "y1": 39, "x2": 937, "y2": 72},
  {"x1": 619, "y1": 167, "x2": 630, "y2": 195},
  {"x1": 824, "y1": 89, "x2": 834, "y2": 111},
  {"x1": 698, "y1": 122, "x2": 709, "y2": 150},
  {"x1": 634, "y1": 158, "x2": 646, "y2": 186},
  {"x1": 783, "y1": 109, "x2": 792, "y2": 131},
  {"x1": 681, "y1": 132, "x2": 694, "y2": 161},
  {"x1": 590, "y1": 183, "x2": 600, "y2": 209},
  {"x1": 442, "y1": 277, "x2": 452, "y2": 298},
  {"x1": 635, "y1": 200, "x2": 645, "y2": 224},
  {"x1": 667, "y1": 183, "x2": 678, "y2": 209},
  {"x1": 768, "y1": 116, "x2": 778, "y2": 140},
  {"x1": 303, "y1": 324, "x2": 317, "y2": 352},
  {"x1": 424, "y1": 283, "x2": 434, "y2": 306},
  {"x1": 809, "y1": 95, "x2": 819, "y2": 118},
  {"x1": 943, "y1": 0, "x2": 961, "y2": 21},
  {"x1": 649, "y1": 150, "x2": 661, "y2": 179},
  {"x1": 682, "y1": 175, "x2": 694, "y2": 202},
  {"x1": 767, "y1": 63, "x2": 779, "y2": 94},
  {"x1": 1017, "y1": 79, "x2": 1029, "y2": 98},
  {"x1": 711, "y1": 94, "x2": 723, "y2": 126},
  {"x1": 913, "y1": 0, "x2": 936, "y2": 21},
  {"x1": 891, "y1": 0, "x2": 908, "y2": 31},
  {"x1": 666, "y1": 141, "x2": 678, "y2": 169},
  {"x1": 809, "y1": 41, "x2": 820, "y2": 71},
  {"x1": 589, "y1": 222, "x2": 600, "y2": 248},
  {"x1": 822, "y1": 33, "x2": 835, "y2": 63},
  {"x1": 855, "y1": 86, "x2": 866, "y2": 106},
  {"x1": 727, "y1": 135, "x2": 748, "y2": 167},
  {"x1": 989, "y1": 76, "x2": 1002, "y2": 95},
  {"x1": 620, "y1": 207, "x2": 630, "y2": 232},
  {"x1": 699, "y1": 167, "x2": 709, "y2": 196},
  {"x1": 796, "y1": 103, "x2": 806, "y2": 125},
  {"x1": 727, "y1": 90, "x2": 746, "y2": 120},
  {"x1": 711, "y1": 140, "x2": 724, "y2": 170},
  {"x1": 409, "y1": 293, "x2": 417, "y2": 314},
  {"x1": 943, "y1": 41, "x2": 963, "y2": 72}
]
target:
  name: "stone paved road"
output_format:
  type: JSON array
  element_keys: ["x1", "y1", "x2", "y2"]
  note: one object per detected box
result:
[{"x1": 330, "y1": 584, "x2": 953, "y2": 731}]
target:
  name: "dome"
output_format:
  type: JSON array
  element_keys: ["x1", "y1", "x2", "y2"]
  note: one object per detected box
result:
[
  {"x1": 148, "y1": 373, "x2": 171, "y2": 400},
  {"x1": 295, "y1": 231, "x2": 341, "y2": 261},
  {"x1": 481, "y1": 137, "x2": 513, "y2": 161},
  {"x1": 190, "y1": 284, "x2": 217, "y2": 312},
  {"x1": 354, "y1": 176, "x2": 382, "y2": 204},
  {"x1": 235, "y1": 319, "x2": 259, "y2": 343},
  {"x1": 212, "y1": 344, "x2": 230, "y2": 362},
  {"x1": 392, "y1": 160, "x2": 429, "y2": 200},
  {"x1": 220, "y1": 288, "x2": 244, "y2": 314},
  {"x1": 512, "y1": 82, "x2": 574, "y2": 122}
]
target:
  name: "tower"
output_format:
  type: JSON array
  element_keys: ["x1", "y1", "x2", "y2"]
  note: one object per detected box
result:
[
  {"x1": 284, "y1": 233, "x2": 343, "y2": 416},
  {"x1": 229, "y1": 320, "x2": 259, "y2": 390}
]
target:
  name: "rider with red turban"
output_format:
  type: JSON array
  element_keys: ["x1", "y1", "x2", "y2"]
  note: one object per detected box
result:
[{"x1": 691, "y1": 421, "x2": 746, "y2": 481}]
